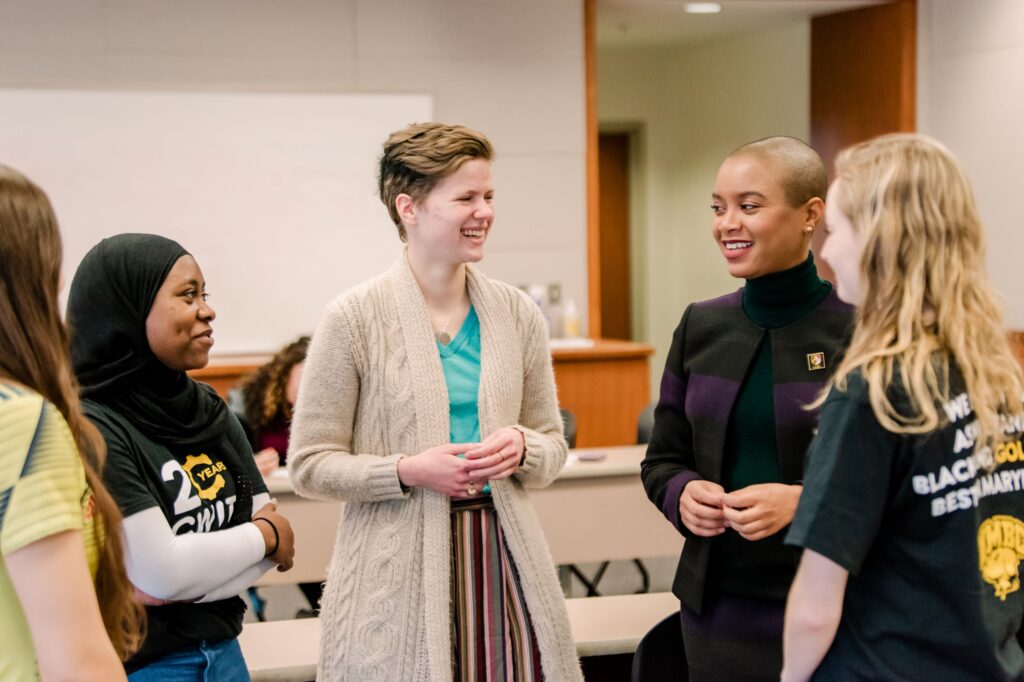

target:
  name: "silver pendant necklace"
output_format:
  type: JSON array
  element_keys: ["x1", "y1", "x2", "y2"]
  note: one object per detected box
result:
[{"x1": 435, "y1": 307, "x2": 456, "y2": 345}]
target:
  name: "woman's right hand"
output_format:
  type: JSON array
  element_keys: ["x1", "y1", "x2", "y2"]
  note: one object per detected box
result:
[
  {"x1": 252, "y1": 502, "x2": 296, "y2": 572},
  {"x1": 679, "y1": 479, "x2": 728, "y2": 536},
  {"x1": 396, "y1": 443, "x2": 481, "y2": 498}
]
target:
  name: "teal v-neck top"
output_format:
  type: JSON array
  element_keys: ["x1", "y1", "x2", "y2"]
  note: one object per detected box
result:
[
  {"x1": 438, "y1": 305, "x2": 482, "y2": 445},
  {"x1": 438, "y1": 305, "x2": 488, "y2": 494}
]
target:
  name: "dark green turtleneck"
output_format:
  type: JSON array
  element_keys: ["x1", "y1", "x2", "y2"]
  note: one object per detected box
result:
[
  {"x1": 742, "y1": 252, "x2": 832, "y2": 330},
  {"x1": 710, "y1": 252, "x2": 831, "y2": 599}
]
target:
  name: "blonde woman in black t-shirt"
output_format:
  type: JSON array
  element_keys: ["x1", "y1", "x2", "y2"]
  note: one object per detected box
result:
[{"x1": 783, "y1": 134, "x2": 1024, "y2": 681}]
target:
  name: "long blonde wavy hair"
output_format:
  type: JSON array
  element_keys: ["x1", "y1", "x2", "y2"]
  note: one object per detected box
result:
[{"x1": 825, "y1": 133, "x2": 1023, "y2": 451}]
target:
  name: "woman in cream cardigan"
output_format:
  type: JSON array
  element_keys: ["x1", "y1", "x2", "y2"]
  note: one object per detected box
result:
[{"x1": 288, "y1": 122, "x2": 582, "y2": 681}]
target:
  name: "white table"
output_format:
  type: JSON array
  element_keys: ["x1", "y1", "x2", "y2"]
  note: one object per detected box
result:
[
  {"x1": 239, "y1": 591, "x2": 680, "y2": 681},
  {"x1": 257, "y1": 445, "x2": 682, "y2": 586}
]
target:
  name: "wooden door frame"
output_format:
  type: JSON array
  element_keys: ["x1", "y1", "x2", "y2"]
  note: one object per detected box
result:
[
  {"x1": 586, "y1": 0, "x2": 918, "y2": 331},
  {"x1": 584, "y1": 0, "x2": 601, "y2": 338}
]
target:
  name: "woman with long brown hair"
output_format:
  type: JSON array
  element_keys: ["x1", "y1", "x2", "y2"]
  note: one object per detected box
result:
[
  {"x1": 783, "y1": 133, "x2": 1024, "y2": 680},
  {"x1": 0, "y1": 164, "x2": 143, "y2": 680}
]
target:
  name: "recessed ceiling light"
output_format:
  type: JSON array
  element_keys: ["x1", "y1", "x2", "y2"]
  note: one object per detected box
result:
[{"x1": 684, "y1": 2, "x2": 722, "y2": 14}]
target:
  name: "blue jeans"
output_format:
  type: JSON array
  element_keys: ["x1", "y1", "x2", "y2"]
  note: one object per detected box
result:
[{"x1": 128, "y1": 638, "x2": 250, "y2": 682}]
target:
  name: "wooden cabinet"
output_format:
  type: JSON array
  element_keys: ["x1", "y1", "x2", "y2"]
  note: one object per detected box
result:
[
  {"x1": 188, "y1": 354, "x2": 271, "y2": 399},
  {"x1": 190, "y1": 339, "x2": 653, "y2": 447},
  {"x1": 551, "y1": 340, "x2": 653, "y2": 447}
]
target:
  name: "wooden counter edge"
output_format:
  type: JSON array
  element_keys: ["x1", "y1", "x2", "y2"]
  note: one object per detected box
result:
[{"x1": 551, "y1": 339, "x2": 654, "y2": 362}]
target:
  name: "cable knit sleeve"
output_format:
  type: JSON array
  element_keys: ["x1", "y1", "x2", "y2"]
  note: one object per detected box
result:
[
  {"x1": 512, "y1": 295, "x2": 569, "y2": 489},
  {"x1": 287, "y1": 297, "x2": 409, "y2": 503}
]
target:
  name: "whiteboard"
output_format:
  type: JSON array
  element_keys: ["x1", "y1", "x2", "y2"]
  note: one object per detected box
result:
[{"x1": 0, "y1": 89, "x2": 433, "y2": 353}]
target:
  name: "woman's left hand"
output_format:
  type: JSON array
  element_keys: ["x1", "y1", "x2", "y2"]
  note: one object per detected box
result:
[
  {"x1": 721, "y1": 483, "x2": 802, "y2": 541},
  {"x1": 463, "y1": 427, "x2": 525, "y2": 484}
]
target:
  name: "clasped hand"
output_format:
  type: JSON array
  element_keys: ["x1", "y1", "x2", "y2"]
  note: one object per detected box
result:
[
  {"x1": 397, "y1": 427, "x2": 525, "y2": 499},
  {"x1": 678, "y1": 481, "x2": 801, "y2": 541},
  {"x1": 253, "y1": 501, "x2": 296, "y2": 572}
]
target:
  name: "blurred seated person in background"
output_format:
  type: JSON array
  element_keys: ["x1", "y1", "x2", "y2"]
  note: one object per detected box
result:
[
  {"x1": 240, "y1": 336, "x2": 321, "y2": 612},
  {"x1": 240, "y1": 336, "x2": 309, "y2": 477}
]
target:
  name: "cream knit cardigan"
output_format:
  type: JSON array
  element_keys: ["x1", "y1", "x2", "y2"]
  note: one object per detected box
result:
[{"x1": 288, "y1": 253, "x2": 583, "y2": 681}]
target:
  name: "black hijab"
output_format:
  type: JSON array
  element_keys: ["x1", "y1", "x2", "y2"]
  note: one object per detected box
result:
[{"x1": 67, "y1": 233, "x2": 230, "y2": 447}]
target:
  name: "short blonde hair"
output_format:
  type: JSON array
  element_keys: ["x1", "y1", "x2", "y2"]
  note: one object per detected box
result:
[
  {"x1": 826, "y1": 133, "x2": 1023, "y2": 451},
  {"x1": 377, "y1": 122, "x2": 494, "y2": 241}
]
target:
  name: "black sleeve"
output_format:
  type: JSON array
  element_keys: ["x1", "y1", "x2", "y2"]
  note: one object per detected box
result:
[
  {"x1": 88, "y1": 407, "x2": 162, "y2": 518},
  {"x1": 785, "y1": 373, "x2": 901, "y2": 575},
  {"x1": 641, "y1": 305, "x2": 702, "y2": 537}
]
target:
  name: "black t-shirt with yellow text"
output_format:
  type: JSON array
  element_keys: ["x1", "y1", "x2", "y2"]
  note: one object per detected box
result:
[
  {"x1": 787, "y1": 368, "x2": 1024, "y2": 681},
  {"x1": 85, "y1": 399, "x2": 267, "y2": 673}
]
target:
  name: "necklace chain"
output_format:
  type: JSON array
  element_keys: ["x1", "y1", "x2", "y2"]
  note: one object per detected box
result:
[
  {"x1": 435, "y1": 304, "x2": 458, "y2": 345},
  {"x1": 433, "y1": 283, "x2": 467, "y2": 345}
]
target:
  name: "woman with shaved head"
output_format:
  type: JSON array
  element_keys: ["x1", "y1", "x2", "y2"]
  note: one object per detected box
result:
[{"x1": 641, "y1": 136, "x2": 854, "y2": 680}]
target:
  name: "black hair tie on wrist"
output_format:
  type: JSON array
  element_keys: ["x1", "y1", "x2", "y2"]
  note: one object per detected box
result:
[{"x1": 253, "y1": 516, "x2": 279, "y2": 557}]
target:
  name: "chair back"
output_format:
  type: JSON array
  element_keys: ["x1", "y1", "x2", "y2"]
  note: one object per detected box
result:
[
  {"x1": 227, "y1": 388, "x2": 259, "y2": 450},
  {"x1": 559, "y1": 408, "x2": 577, "y2": 449},
  {"x1": 630, "y1": 611, "x2": 687, "y2": 681},
  {"x1": 636, "y1": 402, "x2": 656, "y2": 445}
]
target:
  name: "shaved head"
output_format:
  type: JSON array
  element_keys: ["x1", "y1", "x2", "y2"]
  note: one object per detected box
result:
[{"x1": 728, "y1": 136, "x2": 826, "y2": 208}]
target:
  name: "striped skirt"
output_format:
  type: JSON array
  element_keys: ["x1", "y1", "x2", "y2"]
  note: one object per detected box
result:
[{"x1": 450, "y1": 496, "x2": 544, "y2": 682}]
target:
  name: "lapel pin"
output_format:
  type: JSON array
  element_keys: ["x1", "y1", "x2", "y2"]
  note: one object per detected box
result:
[{"x1": 807, "y1": 352, "x2": 826, "y2": 371}]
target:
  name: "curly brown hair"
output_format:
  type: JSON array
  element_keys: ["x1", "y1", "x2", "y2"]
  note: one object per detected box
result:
[{"x1": 241, "y1": 336, "x2": 310, "y2": 429}]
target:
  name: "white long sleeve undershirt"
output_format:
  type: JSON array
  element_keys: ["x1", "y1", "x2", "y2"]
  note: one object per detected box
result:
[{"x1": 122, "y1": 491, "x2": 273, "y2": 601}]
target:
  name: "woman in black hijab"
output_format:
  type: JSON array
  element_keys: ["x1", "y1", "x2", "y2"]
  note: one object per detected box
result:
[{"x1": 67, "y1": 233, "x2": 295, "y2": 681}]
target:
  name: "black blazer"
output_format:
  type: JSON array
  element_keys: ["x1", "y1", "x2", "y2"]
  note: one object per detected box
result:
[{"x1": 641, "y1": 288, "x2": 853, "y2": 613}]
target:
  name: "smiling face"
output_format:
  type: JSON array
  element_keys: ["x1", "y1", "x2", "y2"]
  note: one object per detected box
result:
[
  {"x1": 399, "y1": 158, "x2": 495, "y2": 267},
  {"x1": 145, "y1": 255, "x2": 216, "y2": 371},
  {"x1": 711, "y1": 154, "x2": 819, "y2": 279},
  {"x1": 821, "y1": 180, "x2": 866, "y2": 305}
]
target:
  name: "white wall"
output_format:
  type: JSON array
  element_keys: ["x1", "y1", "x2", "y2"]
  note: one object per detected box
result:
[
  {"x1": 598, "y1": 22, "x2": 811, "y2": 393},
  {"x1": 918, "y1": 0, "x2": 1024, "y2": 328},
  {"x1": 0, "y1": 0, "x2": 587, "y2": 351}
]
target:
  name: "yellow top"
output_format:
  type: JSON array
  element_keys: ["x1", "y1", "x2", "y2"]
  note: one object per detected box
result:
[{"x1": 0, "y1": 381, "x2": 98, "y2": 681}]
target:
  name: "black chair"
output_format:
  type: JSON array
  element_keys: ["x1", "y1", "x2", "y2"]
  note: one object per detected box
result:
[
  {"x1": 631, "y1": 611, "x2": 687, "y2": 682},
  {"x1": 560, "y1": 408, "x2": 577, "y2": 448},
  {"x1": 636, "y1": 402, "x2": 656, "y2": 445},
  {"x1": 226, "y1": 387, "x2": 259, "y2": 450}
]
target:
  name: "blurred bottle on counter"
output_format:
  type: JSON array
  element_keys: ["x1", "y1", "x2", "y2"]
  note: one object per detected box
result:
[
  {"x1": 547, "y1": 284, "x2": 564, "y2": 339},
  {"x1": 563, "y1": 298, "x2": 580, "y2": 338}
]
